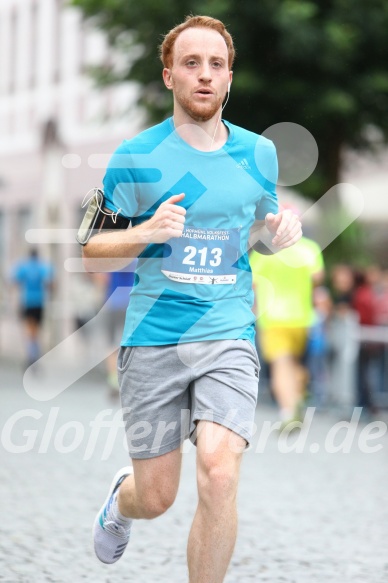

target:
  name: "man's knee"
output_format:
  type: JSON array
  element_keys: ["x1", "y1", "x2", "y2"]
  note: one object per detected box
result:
[
  {"x1": 132, "y1": 447, "x2": 182, "y2": 519},
  {"x1": 138, "y1": 487, "x2": 177, "y2": 519},
  {"x1": 197, "y1": 457, "x2": 240, "y2": 506}
]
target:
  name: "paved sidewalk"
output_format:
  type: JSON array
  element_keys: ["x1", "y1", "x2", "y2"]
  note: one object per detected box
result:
[{"x1": 1, "y1": 364, "x2": 387, "y2": 582}]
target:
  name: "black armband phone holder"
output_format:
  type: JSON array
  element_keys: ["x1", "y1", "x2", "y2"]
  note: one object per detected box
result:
[{"x1": 76, "y1": 188, "x2": 130, "y2": 246}]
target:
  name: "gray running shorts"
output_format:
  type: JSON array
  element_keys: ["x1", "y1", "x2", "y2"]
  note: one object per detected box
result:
[{"x1": 117, "y1": 339, "x2": 260, "y2": 459}]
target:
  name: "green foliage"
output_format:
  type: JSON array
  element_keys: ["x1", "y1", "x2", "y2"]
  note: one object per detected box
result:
[
  {"x1": 72, "y1": 0, "x2": 388, "y2": 257},
  {"x1": 72, "y1": 0, "x2": 388, "y2": 166},
  {"x1": 322, "y1": 222, "x2": 371, "y2": 270}
]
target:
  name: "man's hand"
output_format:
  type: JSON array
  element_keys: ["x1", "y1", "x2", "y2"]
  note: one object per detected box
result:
[
  {"x1": 138, "y1": 193, "x2": 186, "y2": 244},
  {"x1": 265, "y1": 209, "x2": 302, "y2": 249}
]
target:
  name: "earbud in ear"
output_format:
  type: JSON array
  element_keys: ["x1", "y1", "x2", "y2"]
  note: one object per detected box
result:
[{"x1": 227, "y1": 81, "x2": 231, "y2": 92}]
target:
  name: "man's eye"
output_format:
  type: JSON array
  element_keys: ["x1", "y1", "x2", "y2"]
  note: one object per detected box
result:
[{"x1": 187, "y1": 60, "x2": 197, "y2": 67}]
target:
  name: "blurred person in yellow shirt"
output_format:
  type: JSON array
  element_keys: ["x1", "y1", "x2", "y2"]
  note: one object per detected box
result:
[{"x1": 250, "y1": 235, "x2": 324, "y2": 430}]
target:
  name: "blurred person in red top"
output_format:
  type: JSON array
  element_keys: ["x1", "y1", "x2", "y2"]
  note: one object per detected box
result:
[
  {"x1": 374, "y1": 269, "x2": 388, "y2": 326},
  {"x1": 373, "y1": 269, "x2": 388, "y2": 396},
  {"x1": 351, "y1": 269, "x2": 378, "y2": 415},
  {"x1": 352, "y1": 270, "x2": 376, "y2": 326}
]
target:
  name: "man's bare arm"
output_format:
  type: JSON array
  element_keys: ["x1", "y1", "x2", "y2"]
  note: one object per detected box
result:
[
  {"x1": 249, "y1": 210, "x2": 302, "y2": 255},
  {"x1": 82, "y1": 193, "x2": 186, "y2": 272},
  {"x1": 248, "y1": 220, "x2": 276, "y2": 255}
]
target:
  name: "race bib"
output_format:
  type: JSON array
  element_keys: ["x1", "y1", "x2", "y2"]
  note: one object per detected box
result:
[{"x1": 161, "y1": 226, "x2": 240, "y2": 284}]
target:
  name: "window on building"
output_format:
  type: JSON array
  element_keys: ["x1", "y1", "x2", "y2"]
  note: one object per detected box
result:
[
  {"x1": 9, "y1": 8, "x2": 18, "y2": 93},
  {"x1": 53, "y1": 0, "x2": 62, "y2": 84},
  {"x1": 0, "y1": 209, "x2": 5, "y2": 310},
  {"x1": 18, "y1": 207, "x2": 33, "y2": 243},
  {"x1": 0, "y1": 210, "x2": 4, "y2": 272},
  {"x1": 29, "y1": 1, "x2": 38, "y2": 89}
]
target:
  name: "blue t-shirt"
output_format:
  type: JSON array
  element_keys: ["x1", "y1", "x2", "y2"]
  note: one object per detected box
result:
[
  {"x1": 12, "y1": 257, "x2": 53, "y2": 308},
  {"x1": 103, "y1": 117, "x2": 278, "y2": 346},
  {"x1": 105, "y1": 260, "x2": 137, "y2": 311}
]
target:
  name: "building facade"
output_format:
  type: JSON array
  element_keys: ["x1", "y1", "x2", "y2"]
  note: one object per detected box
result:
[{"x1": 0, "y1": 0, "x2": 143, "y2": 358}]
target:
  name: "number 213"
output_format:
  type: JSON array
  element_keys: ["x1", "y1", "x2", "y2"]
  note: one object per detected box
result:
[{"x1": 182, "y1": 246, "x2": 222, "y2": 267}]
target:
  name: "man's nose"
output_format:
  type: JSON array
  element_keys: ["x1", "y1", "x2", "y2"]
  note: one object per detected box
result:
[{"x1": 198, "y1": 63, "x2": 212, "y2": 82}]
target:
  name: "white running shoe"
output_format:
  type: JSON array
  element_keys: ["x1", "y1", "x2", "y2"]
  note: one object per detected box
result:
[{"x1": 93, "y1": 466, "x2": 133, "y2": 564}]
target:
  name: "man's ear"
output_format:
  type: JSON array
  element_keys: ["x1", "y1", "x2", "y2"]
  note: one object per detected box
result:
[{"x1": 163, "y1": 68, "x2": 173, "y2": 90}]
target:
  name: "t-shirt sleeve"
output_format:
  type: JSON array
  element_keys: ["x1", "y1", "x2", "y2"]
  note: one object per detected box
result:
[
  {"x1": 255, "y1": 142, "x2": 279, "y2": 220},
  {"x1": 102, "y1": 141, "x2": 139, "y2": 221}
]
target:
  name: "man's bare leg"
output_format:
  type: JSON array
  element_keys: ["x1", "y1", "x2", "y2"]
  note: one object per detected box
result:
[
  {"x1": 24, "y1": 317, "x2": 41, "y2": 365},
  {"x1": 187, "y1": 421, "x2": 245, "y2": 583},
  {"x1": 93, "y1": 447, "x2": 182, "y2": 564},
  {"x1": 270, "y1": 355, "x2": 302, "y2": 416},
  {"x1": 117, "y1": 447, "x2": 182, "y2": 519}
]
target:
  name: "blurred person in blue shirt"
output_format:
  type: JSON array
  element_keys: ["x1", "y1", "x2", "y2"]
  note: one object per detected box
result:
[
  {"x1": 11, "y1": 248, "x2": 54, "y2": 367},
  {"x1": 102, "y1": 260, "x2": 137, "y2": 397},
  {"x1": 306, "y1": 286, "x2": 333, "y2": 409}
]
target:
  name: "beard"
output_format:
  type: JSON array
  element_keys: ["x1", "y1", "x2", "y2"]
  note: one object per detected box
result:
[{"x1": 175, "y1": 89, "x2": 223, "y2": 122}]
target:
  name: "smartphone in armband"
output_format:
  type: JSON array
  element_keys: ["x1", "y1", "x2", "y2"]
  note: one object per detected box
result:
[
  {"x1": 76, "y1": 189, "x2": 104, "y2": 246},
  {"x1": 76, "y1": 189, "x2": 130, "y2": 246}
]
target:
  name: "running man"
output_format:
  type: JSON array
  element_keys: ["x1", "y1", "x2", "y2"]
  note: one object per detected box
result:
[
  {"x1": 250, "y1": 233, "x2": 324, "y2": 429},
  {"x1": 82, "y1": 15, "x2": 302, "y2": 582},
  {"x1": 11, "y1": 248, "x2": 54, "y2": 368}
]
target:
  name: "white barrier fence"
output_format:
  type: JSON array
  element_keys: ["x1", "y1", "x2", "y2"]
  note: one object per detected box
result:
[{"x1": 328, "y1": 314, "x2": 388, "y2": 411}]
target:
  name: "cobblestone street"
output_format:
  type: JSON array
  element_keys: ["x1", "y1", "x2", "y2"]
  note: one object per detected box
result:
[{"x1": 1, "y1": 364, "x2": 387, "y2": 583}]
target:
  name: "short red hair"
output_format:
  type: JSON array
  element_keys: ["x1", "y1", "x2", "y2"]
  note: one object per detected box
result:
[{"x1": 159, "y1": 15, "x2": 235, "y2": 70}]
